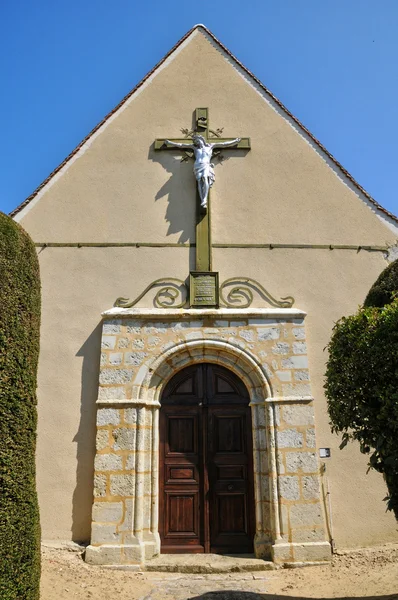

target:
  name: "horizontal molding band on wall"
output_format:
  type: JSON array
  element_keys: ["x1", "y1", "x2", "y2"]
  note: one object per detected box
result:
[{"x1": 34, "y1": 242, "x2": 388, "y2": 252}]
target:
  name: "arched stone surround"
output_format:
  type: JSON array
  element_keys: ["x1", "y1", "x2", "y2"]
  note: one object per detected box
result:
[{"x1": 85, "y1": 308, "x2": 331, "y2": 567}]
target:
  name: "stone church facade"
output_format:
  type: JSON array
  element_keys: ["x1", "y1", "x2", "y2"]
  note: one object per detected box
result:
[{"x1": 11, "y1": 25, "x2": 398, "y2": 568}]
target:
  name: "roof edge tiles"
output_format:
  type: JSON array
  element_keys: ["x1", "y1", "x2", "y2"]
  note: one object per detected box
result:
[{"x1": 10, "y1": 24, "x2": 398, "y2": 226}]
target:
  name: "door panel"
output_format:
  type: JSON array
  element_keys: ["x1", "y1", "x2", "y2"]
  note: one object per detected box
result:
[
  {"x1": 160, "y1": 364, "x2": 255, "y2": 554},
  {"x1": 160, "y1": 407, "x2": 203, "y2": 552}
]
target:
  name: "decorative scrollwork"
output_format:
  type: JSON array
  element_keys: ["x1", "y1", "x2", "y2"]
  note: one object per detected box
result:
[
  {"x1": 114, "y1": 278, "x2": 188, "y2": 309},
  {"x1": 219, "y1": 277, "x2": 295, "y2": 309}
]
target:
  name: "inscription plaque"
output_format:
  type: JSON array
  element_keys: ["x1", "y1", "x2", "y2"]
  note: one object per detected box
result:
[{"x1": 190, "y1": 271, "x2": 219, "y2": 308}]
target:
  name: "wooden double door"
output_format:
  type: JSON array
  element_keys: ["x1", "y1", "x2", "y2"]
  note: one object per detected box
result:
[{"x1": 159, "y1": 364, "x2": 255, "y2": 554}]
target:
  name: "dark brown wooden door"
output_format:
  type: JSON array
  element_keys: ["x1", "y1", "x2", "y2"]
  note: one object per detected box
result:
[{"x1": 159, "y1": 364, "x2": 255, "y2": 554}]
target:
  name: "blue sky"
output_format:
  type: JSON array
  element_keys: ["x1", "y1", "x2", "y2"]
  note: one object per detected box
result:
[{"x1": 1, "y1": 0, "x2": 397, "y2": 217}]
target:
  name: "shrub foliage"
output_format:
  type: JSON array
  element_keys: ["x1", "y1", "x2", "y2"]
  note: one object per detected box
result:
[
  {"x1": 0, "y1": 213, "x2": 41, "y2": 599},
  {"x1": 325, "y1": 297, "x2": 398, "y2": 520},
  {"x1": 364, "y1": 258, "x2": 398, "y2": 308}
]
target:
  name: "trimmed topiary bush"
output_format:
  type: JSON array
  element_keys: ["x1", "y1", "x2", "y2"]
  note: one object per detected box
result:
[
  {"x1": 0, "y1": 213, "x2": 41, "y2": 599},
  {"x1": 364, "y1": 258, "x2": 398, "y2": 308},
  {"x1": 325, "y1": 296, "x2": 398, "y2": 520}
]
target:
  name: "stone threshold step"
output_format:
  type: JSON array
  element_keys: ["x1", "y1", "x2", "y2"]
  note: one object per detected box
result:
[{"x1": 145, "y1": 554, "x2": 275, "y2": 574}]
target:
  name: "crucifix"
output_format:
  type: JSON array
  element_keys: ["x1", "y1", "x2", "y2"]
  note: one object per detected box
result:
[{"x1": 154, "y1": 108, "x2": 250, "y2": 305}]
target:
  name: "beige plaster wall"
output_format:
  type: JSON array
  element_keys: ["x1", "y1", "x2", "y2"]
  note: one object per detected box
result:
[
  {"x1": 18, "y1": 29, "x2": 398, "y2": 546},
  {"x1": 36, "y1": 247, "x2": 190, "y2": 540}
]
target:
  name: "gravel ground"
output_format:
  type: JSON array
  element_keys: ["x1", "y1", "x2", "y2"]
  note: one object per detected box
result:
[{"x1": 40, "y1": 543, "x2": 398, "y2": 600}]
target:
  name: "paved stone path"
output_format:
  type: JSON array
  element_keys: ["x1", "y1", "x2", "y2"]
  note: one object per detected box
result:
[{"x1": 140, "y1": 573, "x2": 271, "y2": 600}]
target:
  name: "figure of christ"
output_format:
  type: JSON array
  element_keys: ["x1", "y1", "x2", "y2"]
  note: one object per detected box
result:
[{"x1": 164, "y1": 134, "x2": 241, "y2": 209}]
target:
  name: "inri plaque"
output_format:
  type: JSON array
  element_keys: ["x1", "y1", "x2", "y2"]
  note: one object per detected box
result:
[{"x1": 190, "y1": 271, "x2": 219, "y2": 308}]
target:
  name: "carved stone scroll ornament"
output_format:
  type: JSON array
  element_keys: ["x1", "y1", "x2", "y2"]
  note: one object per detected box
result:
[
  {"x1": 219, "y1": 277, "x2": 295, "y2": 308},
  {"x1": 115, "y1": 278, "x2": 188, "y2": 309},
  {"x1": 114, "y1": 277, "x2": 294, "y2": 309}
]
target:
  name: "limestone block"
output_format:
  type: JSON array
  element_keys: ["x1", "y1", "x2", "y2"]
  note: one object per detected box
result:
[
  {"x1": 276, "y1": 451, "x2": 285, "y2": 474},
  {"x1": 124, "y1": 352, "x2": 147, "y2": 366},
  {"x1": 279, "y1": 503, "x2": 289, "y2": 535},
  {"x1": 295, "y1": 370, "x2": 310, "y2": 381},
  {"x1": 273, "y1": 405, "x2": 280, "y2": 426},
  {"x1": 118, "y1": 337, "x2": 129, "y2": 348},
  {"x1": 290, "y1": 528, "x2": 326, "y2": 543},
  {"x1": 109, "y1": 353, "x2": 122, "y2": 366},
  {"x1": 278, "y1": 475, "x2": 300, "y2": 500},
  {"x1": 292, "y1": 541, "x2": 331, "y2": 562},
  {"x1": 276, "y1": 429, "x2": 303, "y2": 448},
  {"x1": 306, "y1": 429, "x2": 316, "y2": 448},
  {"x1": 119, "y1": 498, "x2": 134, "y2": 532},
  {"x1": 239, "y1": 329, "x2": 255, "y2": 342},
  {"x1": 282, "y1": 383, "x2": 312, "y2": 397},
  {"x1": 276, "y1": 370, "x2": 291, "y2": 382},
  {"x1": 124, "y1": 408, "x2": 138, "y2": 424},
  {"x1": 281, "y1": 356, "x2": 308, "y2": 369},
  {"x1": 92, "y1": 501, "x2": 123, "y2": 523},
  {"x1": 85, "y1": 545, "x2": 122, "y2": 565},
  {"x1": 272, "y1": 342, "x2": 290, "y2": 355},
  {"x1": 253, "y1": 406, "x2": 266, "y2": 428},
  {"x1": 292, "y1": 327, "x2": 305, "y2": 340},
  {"x1": 262, "y1": 363, "x2": 274, "y2": 379},
  {"x1": 132, "y1": 338, "x2": 145, "y2": 349},
  {"x1": 93, "y1": 474, "x2": 107, "y2": 497},
  {"x1": 97, "y1": 408, "x2": 120, "y2": 426},
  {"x1": 110, "y1": 474, "x2": 135, "y2": 496},
  {"x1": 257, "y1": 428, "x2": 267, "y2": 450},
  {"x1": 286, "y1": 451, "x2": 318, "y2": 473},
  {"x1": 112, "y1": 428, "x2": 136, "y2": 451},
  {"x1": 100, "y1": 353, "x2": 107, "y2": 366},
  {"x1": 96, "y1": 430, "x2": 109, "y2": 451},
  {"x1": 189, "y1": 320, "x2": 203, "y2": 328},
  {"x1": 257, "y1": 327, "x2": 280, "y2": 341},
  {"x1": 271, "y1": 542, "x2": 293, "y2": 562},
  {"x1": 282, "y1": 405, "x2": 314, "y2": 426},
  {"x1": 91, "y1": 526, "x2": 121, "y2": 546},
  {"x1": 97, "y1": 386, "x2": 126, "y2": 400},
  {"x1": 292, "y1": 342, "x2": 307, "y2": 354},
  {"x1": 203, "y1": 327, "x2": 220, "y2": 335},
  {"x1": 125, "y1": 455, "x2": 136, "y2": 470},
  {"x1": 230, "y1": 321, "x2": 246, "y2": 327},
  {"x1": 185, "y1": 331, "x2": 203, "y2": 340},
  {"x1": 289, "y1": 503, "x2": 323, "y2": 527},
  {"x1": 101, "y1": 336, "x2": 116, "y2": 350},
  {"x1": 123, "y1": 544, "x2": 144, "y2": 563},
  {"x1": 126, "y1": 322, "x2": 141, "y2": 333},
  {"x1": 95, "y1": 454, "x2": 123, "y2": 471},
  {"x1": 133, "y1": 365, "x2": 148, "y2": 385},
  {"x1": 103, "y1": 321, "x2": 121, "y2": 334},
  {"x1": 215, "y1": 320, "x2": 228, "y2": 327},
  {"x1": 302, "y1": 475, "x2": 321, "y2": 499},
  {"x1": 99, "y1": 369, "x2": 133, "y2": 385}
]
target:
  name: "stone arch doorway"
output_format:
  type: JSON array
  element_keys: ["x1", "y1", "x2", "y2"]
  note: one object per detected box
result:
[{"x1": 159, "y1": 363, "x2": 256, "y2": 554}]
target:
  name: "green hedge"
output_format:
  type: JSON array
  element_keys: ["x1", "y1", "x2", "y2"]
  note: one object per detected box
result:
[
  {"x1": 325, "y1": 299, "x2": 398, "y2": 520},
  {"x1": 364, "y1": 258, "x2": 398, "y2": 308},
  {"x1": 0, "y1": 213, "x2": 41, "y2": 599}
]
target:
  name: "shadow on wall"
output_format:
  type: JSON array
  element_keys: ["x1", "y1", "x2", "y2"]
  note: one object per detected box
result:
[
  {"x1": 71, "y1": 322, "x2": 102, "y2": 543},
  {"x1": 149, "y1": 144, "x2": 196, "y2": 244}
]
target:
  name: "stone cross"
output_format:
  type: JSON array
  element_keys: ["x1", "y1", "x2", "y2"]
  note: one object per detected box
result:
[{"x1": 155, "y1": 108, "x2": 250, "y2": 272}]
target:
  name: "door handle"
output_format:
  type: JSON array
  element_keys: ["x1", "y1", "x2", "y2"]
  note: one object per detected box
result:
[{"x1": 228, "y1": 484, "x2": 234, "y2": 491}]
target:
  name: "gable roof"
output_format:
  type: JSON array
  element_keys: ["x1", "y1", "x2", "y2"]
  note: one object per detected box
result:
[{"x1": 10, "y1": 24, "x2": 398, "y2": 231}]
